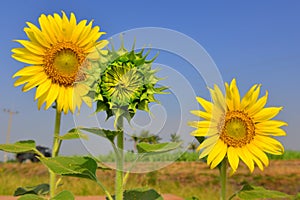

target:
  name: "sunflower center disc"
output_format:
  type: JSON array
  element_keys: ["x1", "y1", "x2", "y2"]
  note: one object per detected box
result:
[
  {"x1": 53, "y1": 49, "x2": 79, "y2": 75},
  {"x1": 219, "y1": 110, "x2": 255, "y2": 147},
  {"x1": 226, "y1": 118, "x2": 247, "y2": 139},
  {"x1": 44, "y1": 42, "x2": 86, "y2": 87},
  {"x1": 102, "y1": 64, "x2": 143, "y2": 105}
]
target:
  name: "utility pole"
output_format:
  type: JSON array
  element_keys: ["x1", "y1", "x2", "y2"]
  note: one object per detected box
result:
[{"x1": 3, "y1": 109, "x2": 18, "y2": 162}]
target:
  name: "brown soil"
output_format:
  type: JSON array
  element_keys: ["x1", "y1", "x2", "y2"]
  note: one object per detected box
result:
[
  {"x1": 1, "y1": 160, "x2": 300, "y2": 199},
  {"x1": 0, "y1": 194, "x2": 183, "y2": 200}
]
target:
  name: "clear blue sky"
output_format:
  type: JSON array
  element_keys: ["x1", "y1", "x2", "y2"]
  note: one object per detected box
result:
[{"x1": 0, "y1": 1, "x2": 299, "y2": 160}]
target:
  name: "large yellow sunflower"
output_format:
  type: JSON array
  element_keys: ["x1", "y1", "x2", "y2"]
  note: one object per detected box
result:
[
  {"x1": 189, "y1": 79, "x2": 287, "y2": 173},
  {"x1": 12, "y1": 11, "x2": 108, "y2": 114}
]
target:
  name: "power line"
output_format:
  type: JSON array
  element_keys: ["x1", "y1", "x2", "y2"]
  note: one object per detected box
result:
[{"x1": 3, "y1": 109, "x2": 19, "y2": 163}]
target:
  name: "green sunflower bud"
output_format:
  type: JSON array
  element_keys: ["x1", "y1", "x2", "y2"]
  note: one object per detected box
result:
[{"x1": 84, "y1": 38, "x2": 168, "y2": 127}]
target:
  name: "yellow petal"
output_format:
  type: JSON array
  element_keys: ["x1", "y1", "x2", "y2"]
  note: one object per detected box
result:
[
  {"x1": 14, "y1": 40, "x2": 45, "y2": 55},
  {"x1": 248, "y1": 84, "x2": 261, "y2": 108},
  {"x1": 210, "y1": 140, "x2": 227, "y2": 169},
  {"x1": 190, "y1": 110, "x2": 211, "y2": 120},
  {"x1": 56, "y1": 86, "x2": 65, "y2": 112},
  {"x1": 47, "y1": 15, "x2": 63, "y2": 42},
  {"x1": 247, "y1": 143, "x2": 269, "y2": 167},
  {"x1": 252, "y1": 154, "x2": 264, "y2": 171},
  {"x1": 35, "y1": 79, "x2": 52, "y2": 100},
  {"x1": 255, "y1": 120, "x2": 288, "y2": 129},
  {"x1": 67, "y1": 87, "x2": 75, "y2": 113},
  {"x1": 199, "y1": 143, "x2": 214, "y2": 158},
  {"x1": 227, "y1": 147, "x2": 239, "y2": 172},
  {"x1": 241, "y1": 84, "x2": 258, "y2": 110},
  {"x1": 209, "y1": 87, "x2": 225, "y2": 112},
  {"x1": 256, "y1": 128, "x2": 287, "y2": 136},
  {"x1": 12, "y1": 53, "x2": 44, "y2": 65},
  {"x1": 77, "y1": 20, "x2": 93, "y2": 45},
  {"x1": 80, "y1": 26, "x2": 100, "y2": 47},
  {"x1": 22, "y1": 72, "x2": 47, "y2": 92},
  {"x1": 14, "y1": 76, "x2": 31, "y2": 87},
  {"x1": 247, "y1": 91, "x2": 268, "y2": 116},
  {"x1": 237, "y1": 147, "x2": 254, "y2": 172},
  {"x1": 199, "y1": 135, "x2": 219, "y2": 150},
  {"x1": 71, "y1": 19, "x2": 87, "y2": 42},
  {"x1": 190, "y1": 128, "x2": 218, "y2": 137},
  {"x1": 25, "y1": 22, "x2": 51, "y2": 48},
  {"x1": 62, "y1": 89, "x2": 70, "y2": 115},
  {"x1": 45, "y1": 84, "x2": 60, "y2": 109},
  {"x1": 207, "y1": 139, "x2": 224, "y2": 166},
  {"x1": 13, "y1": 66, "x2": 44, "y2": 78},
  {"x1": 37, "y1": 90, "x2": 49, "y2": 110},
  {"x1": 188, "y1": 121, "x2": 212, "y2": 128},
  {"x1": 196, "y1": 97, "x2": 212, "y2": 113},
  {"x1": 38, "y1": 14, "x2": 55, "y2": 44},
  {"x1": 213, "y1": 84, "x2": 226, "y2": 111},
  {"x1": 253, "y1": 107, "x2": 283, "y2": 122},
  {"x1": 254, "y1": 135, "x2": 284, "y2": 155},
  {"x1": 230, "y1": 79, "x2": 240, "y2": 110}
]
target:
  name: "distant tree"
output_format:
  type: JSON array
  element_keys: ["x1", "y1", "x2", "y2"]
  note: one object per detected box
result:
[
  {"x1": 136, "y1": 130, "x2": 162, "y2": 144},
  {"x1": 188, "y1": 142, "x2": 198, "y2": 153},
  {"x1": 148, "y1": 134, "x2": 162, "y2": 144},
  {"x1": 129, "y1": 133, "x2": 139, "y2": 151},
  {"x1": 170, "y1": 133, "x2": 183, "y2": 143}
]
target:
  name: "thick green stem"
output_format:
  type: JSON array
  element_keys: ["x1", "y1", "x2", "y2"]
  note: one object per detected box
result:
[
  {"x1": 220, "y1": 159, "x2": 227, "y2": 200},
  {"x1": 115, "y1": 118, "x2": 124, "y2": 200},
  {"x1": 49, "y1": 106, "x2": 62, "y2": 198}
]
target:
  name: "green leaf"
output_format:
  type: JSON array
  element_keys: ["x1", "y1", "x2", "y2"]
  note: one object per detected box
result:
[
  {"x1": 0, "y1": 140, "x2": 36, "y2": 153},
  {"x1": 40, "y1": 156, "x2": 98, "y2": 182},
  {"x1": 80, "y1": 127, "x2": 121, "y2": 143},
  {"x1": 107, "y1": 188, "x2": 163, "y2": 200},
  {"x1": 18, "y1": 194, "x2": 45, "y2": 200},
  {"x1": 14, "y1": 184, "x2": 49, "y2": 196},
  {"x1": 230, "y1": 184, "x2": 292, "y2": 200},
  {"x1": 59, "y1": 128, "x2": 88, "y2": 140},
  {"x1": 195, "y1": 136, "x2": 205, "y2": 145},
  {"x1": 137, "y1": 142, "x2": 181, "y2": 154},
  {"x1": 51, "y1": 190, "x2": 74, "y2": 200}
]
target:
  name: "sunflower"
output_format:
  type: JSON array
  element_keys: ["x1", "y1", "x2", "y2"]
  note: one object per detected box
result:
[
  {"x1": 84, "y1": 40, "x2": 167, "y2": 127},
  {"x1": 12, "y1": 11, "x2": 108, "y2": 114},
  {"x1": 189, "y1": 79, "x2": 287, "y2": 173}
]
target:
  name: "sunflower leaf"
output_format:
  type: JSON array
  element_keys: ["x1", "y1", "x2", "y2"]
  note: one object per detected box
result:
[
  {"x1": 137, "y1": 142, "x2": 181, "y2": 154},
  {"x1": 0, "y1": 140, "x2": 36, "y2": 153},
  {"x1": 17, "y1": 194, "x2": 46, "y2": 200},
  {"x1": 79, "y1": 127, "x2": 121, "y2": 143},
  {"x1": 51, "y1": 190, "x2": 74, "y2": 200},
  {"x1": 107, "y1": 188, "x2": 163, "y2": 200},
  {"x1": 59, "y1": 128, "x2": 88, "y2": 140},
  {"x1": 40, "y1": 156, "x2": 98, "y2": 182},
  {"x1": 14, "y1": 184, "x2": 49, "y2": 196},
  {"x1": 229, "y1": 183, "x2": 292, "y2": 200}
]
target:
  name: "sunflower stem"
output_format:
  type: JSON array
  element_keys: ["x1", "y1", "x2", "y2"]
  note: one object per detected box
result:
[
  {"x1": 115, "y1": 118, "x2": 124, "y2": 200},
  {"x1": 219, "y1": 159, "x2": 227, "y2": 200},
  {"x1": 49, "y1": 105, "x2": 62, "y2": 198}
]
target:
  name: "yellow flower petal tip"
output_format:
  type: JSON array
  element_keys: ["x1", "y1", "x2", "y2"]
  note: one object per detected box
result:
[
  {"x1": 12, "y1": 11, "x2": 108, "y2": 114},
  {"x1": 188, "y1": 79, "x2": 287, "y2": 173}
]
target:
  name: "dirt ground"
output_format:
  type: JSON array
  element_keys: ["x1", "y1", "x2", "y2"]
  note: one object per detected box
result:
[
  {"x1": 0, "y1": 194, "x2": 183, "y2": 200},
  {"x1": 0, "y1": 160, "x2": 299, "y2": 199}
]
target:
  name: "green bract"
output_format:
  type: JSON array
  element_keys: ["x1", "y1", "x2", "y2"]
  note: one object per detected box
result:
[{"x1": 85, "y1": 40, "x2": 167, "y2": 126}]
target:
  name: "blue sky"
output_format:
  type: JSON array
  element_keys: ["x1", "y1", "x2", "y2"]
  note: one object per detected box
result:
[{"x1": 0, "y1": 1, "x2": 299, "y2": 160}]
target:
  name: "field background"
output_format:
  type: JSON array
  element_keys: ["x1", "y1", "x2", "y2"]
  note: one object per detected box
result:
[{"x1": 0, "y1": 151, "x2": 300, "y2": 199}]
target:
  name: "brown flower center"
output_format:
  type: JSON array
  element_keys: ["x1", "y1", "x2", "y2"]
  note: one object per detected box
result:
[
  {"x1": 219, "y1": 111, "x2": 255, "y2": 147},
  {"x1": 44, "y1": 42, "x2": 87, "y2": 86}
]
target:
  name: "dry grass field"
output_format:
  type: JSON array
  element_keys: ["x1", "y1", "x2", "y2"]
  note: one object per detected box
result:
[{"x1": 0, "y1": 160, "x2": 299, "y2": 199}]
